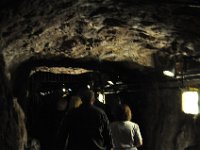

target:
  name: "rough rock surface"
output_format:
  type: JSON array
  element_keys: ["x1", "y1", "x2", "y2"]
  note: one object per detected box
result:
[
  {"x1": 1, "y1": 0, "x2": 200, "y2": 73},
  {"x1": 1, "y1": 1, "x2": 200, "y2": 150}
]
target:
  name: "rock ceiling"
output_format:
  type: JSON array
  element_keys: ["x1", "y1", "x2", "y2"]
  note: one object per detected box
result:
[{"x1": 1, "y1": 0, "x2": 200, "y2": 75}]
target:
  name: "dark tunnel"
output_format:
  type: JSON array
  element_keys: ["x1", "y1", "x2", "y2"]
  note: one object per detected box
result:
[
  {"x1": 11, "y1": 56, "x2": 156, "y2": 150},
  {"x1": 6, "y1": 56, "x2": 199, "y2": 150},
  {"x1": 1, "y1": 0, "x2": 200, "y2": 150}
]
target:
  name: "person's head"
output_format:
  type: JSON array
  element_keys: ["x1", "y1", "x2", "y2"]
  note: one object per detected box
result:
[
  {"x1": 116, "y1": 104, "x2": 132, "y2": 121},
  {"x1": 78, "y1": 89, "x2": 95, "y2": 104},
  {"x1": 68, "y1": 96, "x2": 82, "y2": 110}
]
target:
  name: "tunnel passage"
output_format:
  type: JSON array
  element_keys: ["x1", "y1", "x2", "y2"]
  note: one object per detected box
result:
[
  {"x1": 1, "y1": 0, "x2": 200, "y2": 149},
  {"x1": 9, "y1": 56, "x2": 200, "y2": 150},
  {"x1": 10, "y1": 56, "x2": 160, "y2": 150},
  {"x1": 25, "y1": 73, "x2": 149, "y2": 150}
]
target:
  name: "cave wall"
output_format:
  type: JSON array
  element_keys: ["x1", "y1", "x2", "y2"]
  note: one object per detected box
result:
[
  {"x1": 0, "y1": 55, "x2": 19, "y2": 150},
  {"x1": 119, "y1": 82, "x2": 196, "y2": 150},
  {"x1": 1, "y1": 0, "x2": 200, "y2": 149},
  {"x1": 145, "y1": 87, "x2": 192, "y2": 150}
]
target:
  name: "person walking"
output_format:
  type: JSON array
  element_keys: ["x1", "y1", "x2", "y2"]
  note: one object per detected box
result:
[
  {"x1": 110, "y1": 104, "x2": 143, "y2": 150},
  {"x1": 65, "y1": 89, "x2": 113, "y2": 150},
  {"x1": 55, "y1": 95, "x2": 82, "y2": 150}
]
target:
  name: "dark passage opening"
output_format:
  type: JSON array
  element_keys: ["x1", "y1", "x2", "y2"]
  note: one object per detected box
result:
[{"x1": 10, "y1": 56, "x2": 165, "y2": 150}]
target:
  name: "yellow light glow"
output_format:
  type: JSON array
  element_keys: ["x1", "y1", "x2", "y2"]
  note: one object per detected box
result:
[{"x1": 182, "y1": 91, "x2": 199, "y2": 115}]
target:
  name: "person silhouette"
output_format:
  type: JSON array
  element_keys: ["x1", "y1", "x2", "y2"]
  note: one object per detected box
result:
[{"x1": 65, "y1": 89, "x2": 113, "y2": 150}]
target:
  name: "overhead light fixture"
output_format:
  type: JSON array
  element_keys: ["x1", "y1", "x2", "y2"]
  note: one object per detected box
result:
[
  {"x1": 162, "y1": 55, "x2": 176, "y2": 77},
  {"x1": 116, "y1": 81, "x2": 123, "y2": 84},
  {"x1": 62, "y1": 88, "x2": 66, "y2": 92},
  {"x1": 155, "y1": 53, "x2": 185, "y2": 78},
  {"x1": 163, "y1": 69, "x2": 175, "y2": 77},
  {"x1": 163, "y1": 62, "x2": 175, "y2": 77},
  {"x1": 97, "y1": 92, "x2": 105, "y2": 104},
  {"x1": 87, "y1": 85, "x2": 91, "y2": 89},
  {"x1": 68, "y1": 88, "x2": 72, "y2": 92},
  {"x1": 107, "y1": 80, "x2": 114, "y2": 85},
  {"x1": 164, "y1": 61, "x2": 185, "y2": 78}
]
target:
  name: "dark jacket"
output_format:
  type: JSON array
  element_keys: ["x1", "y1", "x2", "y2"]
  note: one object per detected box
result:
[{"x1": 66, "y1": 104, "x2": 113, "y2": 150}]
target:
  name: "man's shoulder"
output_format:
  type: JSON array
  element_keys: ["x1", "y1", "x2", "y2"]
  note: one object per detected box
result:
[
  {"x1": 124, "y1": 121, "x2": 139, "y2": 129},
  {"x1": 92, "y1": 105, "x2": 106, "y2": 114}
]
